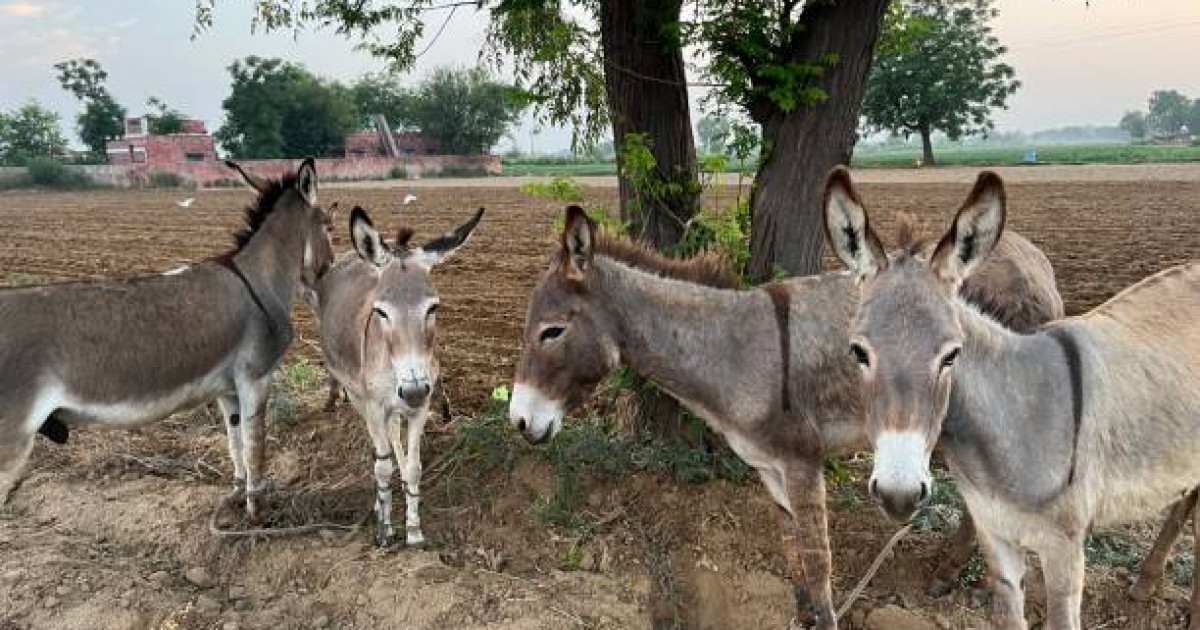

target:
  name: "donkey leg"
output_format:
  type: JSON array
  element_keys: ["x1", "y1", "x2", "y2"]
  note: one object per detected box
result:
[
  {"x1": 975, "y1": 526, "x2": 1028, "y2": 630},
  {"x1": 930, "y1": 512, "x2": 979, "y2": 596},
  {"x1": 1037, "y1": 537, "x2": 1085, "y2": 630},
  {"x1": 216, "y1": 396, "x2": 247, "y2": 505},
  {"x1": 1131, "y1": 491, "x2": 1197, "y2": 601},
  {"x1": 0, "y1": 430, "x2": 35, "y2": 505},
  {"x1": 237, "y1": 379, "x2": 271, "y2": 524},
  {"x1": 398, "y1": 409, "x2": 428, "y2": 547},
  {"x1": 1190, "y1": 497, "x2": 1199, "y2": 630},
  {"x1": 362, "y1": 405, "x2": 396, "y2": 547},
  {"x1": 322, "y1": 375, "x2": 342, "y2": 413},
  {"x1": 777, "y1": 461, "x2": 835, "y2": 630}
]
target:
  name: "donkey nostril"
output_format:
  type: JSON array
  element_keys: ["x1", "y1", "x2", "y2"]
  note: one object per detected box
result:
[
  {"x1": 918, "y1": 481, "x2": 931, "y2": 504},
  {"x1": 868, "y1": 478, "x2": 880, "y2": 500},
  {"x1": 516, "y1": 418, "x2": 527, "y2": 432}
]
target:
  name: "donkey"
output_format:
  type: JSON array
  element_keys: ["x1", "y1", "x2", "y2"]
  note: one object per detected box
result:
[
  {"x1": 0, "y1": 159, "x2": 335, "y2": 523},
  {"x1": 509, "y1": 205, "x2": 1062, "y2": 629},
  {"x1": 315, "y1": 205, "x2": 483, "y2": 547},
  {"x1": 824, "y1": 167, "x2": 1200, "y2": 630}
]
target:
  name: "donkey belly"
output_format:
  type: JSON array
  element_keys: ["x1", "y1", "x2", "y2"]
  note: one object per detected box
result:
[{"x1": 37, "y1": 370, "x2": 233, "y2": 431}]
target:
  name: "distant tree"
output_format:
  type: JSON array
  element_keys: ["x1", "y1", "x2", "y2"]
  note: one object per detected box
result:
[
  {"x1": 409, "y1": 67, "x2": 524, "y2": 154},
  {"x1": 696, "y1": 114, "x2": 731, "y2": 156},
  {"x1": 1119, "y1": 110, "x2": 1148, "y2": 141},
  {"x1": 862, "y1": 0, "x2": 1020, "y2": 166},
  {"x1": 54, "y1": 58, "x2": 126, "y2": 159},
  {"x1": 217, "y1": 57, "x2": 358, "y2": 159},
  {"x1": 0, "y1": 101, "x2": 68, "y2": 166},
  {"x1": 146, "y1": 96, "x2": 188, "y2": 135},
  {"x1": 1146, "y1": 90, "x2": 1192, "y2": 136},
  {"x1": 350, "y1": 73, "x2": 415, "y2": 129}
]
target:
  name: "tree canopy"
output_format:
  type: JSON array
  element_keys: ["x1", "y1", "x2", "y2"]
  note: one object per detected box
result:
[
  {"x1": 54, "y1": 58, "x2": 127, "y2": 159},
  {"x1": 408, "y1": 67, "x2": 523, "y2": 154},
  {"x1": 217, "y1": 56, "x2": 358, "y2": 159},
  {"x1": 0, "y1": 101, "x2": 68, "y2": 166},
  {"x1": 146, "y1": 96, "x2": 189, "y2": 135},
  {"x1": 862, "y1": 0, "x2": 1019, "y2": 164}
]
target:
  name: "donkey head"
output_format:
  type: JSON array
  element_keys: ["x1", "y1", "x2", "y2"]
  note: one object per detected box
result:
[
  {"x1": 824, "y1": 167, "x2": 1006, "y2": 521},
  {"x1": 510, "y1": 206, "x2": 621, "y2": 444},
  {"x1": 226, "y1": 157, "x2": 336, "y2": 289},
  {"x1": 348, "y1": 205, "x2": 484, "y2": 410}
]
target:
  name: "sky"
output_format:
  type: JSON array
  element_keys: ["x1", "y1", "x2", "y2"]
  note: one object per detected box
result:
[{"x1": 2, "y1": 0, "x2": 1200, "y2": 153}]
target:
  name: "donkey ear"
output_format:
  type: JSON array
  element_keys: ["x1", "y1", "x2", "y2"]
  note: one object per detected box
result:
[
  {"x1": 930, "y1": 171, "x2": 1006, "y2": 288},
  {"x1": 295, "y1": 157, "x2": 318, "y2": 206},
  {"x1": 349, "y1": 206, "x2": 391, "y2": 267},
  {"x1": 823, "y1": 167, "x2": 887, "y2": 280},
  {"x1": 560, "y1": 205, "x2": 595, "y2": 281},
  {"x1": 411, "y1": 207, "x2": 485, "y2": 270},
  {"x1": 225, "y1": 160, "x2": 270, "y2": 195}
]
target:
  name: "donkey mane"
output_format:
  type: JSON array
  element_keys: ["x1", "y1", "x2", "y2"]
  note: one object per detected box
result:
[
  {"x1": 233, "y1": 173, "x2": 298, "y2": 250},
  {"x1": 592, "y1": 233, "x2": 739, "y2": 289}
]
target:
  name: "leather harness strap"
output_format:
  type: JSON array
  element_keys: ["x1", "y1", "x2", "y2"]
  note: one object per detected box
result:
[
  {"x1": 1047, "y1": 327, "x2": 1085, "y2": 487},
  {"x1": 764, "y1": 283, "x2": 793, "y2": 413},
  {"x1": 215, "y1": 257, "x2": 281, "y2": 340}
]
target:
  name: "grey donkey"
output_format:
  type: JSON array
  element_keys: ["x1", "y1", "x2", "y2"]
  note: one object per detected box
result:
[
  {"x1": 825, "y1": 166, "x2": 1200, "y2": 630},
  {"x1": 0, "y1": 158, "x2": 335, "y2": 524},
  {"x1": 315, "y1": 205, "x2": 483, "y2": 546}
]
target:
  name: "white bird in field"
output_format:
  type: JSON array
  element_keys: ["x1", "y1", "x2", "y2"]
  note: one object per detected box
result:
[
  {"x1": 176, "y1": 197, "x2": 195, "y2": 209},
  {"x1": 403, "y1": 194, "x2": 418, "y2": 205}
]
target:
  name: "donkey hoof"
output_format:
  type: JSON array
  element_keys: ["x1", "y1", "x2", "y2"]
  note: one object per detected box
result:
[
  {"x1": 1128, "y1": 579, "x2": 1157, "y2": 602},
  {"x1": 927, "y1": 578, "x2": 956, "y2": 598},
  {"x1": 375, "y1": 532, "x2": 397, "y2": 548},
  {"x1": 405, "y1": 530, "x2": 427, "y2": 548}
]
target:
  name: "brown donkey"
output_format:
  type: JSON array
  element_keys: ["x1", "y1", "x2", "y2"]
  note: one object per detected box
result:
[
  {"x1": 509, "y1": 205, "x2": 1062, "y2": 629},
  {"x1": 824, "y1": 167, "x2": 1200, "y2": 630},
  {"x1": 0, "y1": 159, "x2": 334, "y2": 523},
  {"x1": 315, "y1": 206, "x2": 483, "y2": 546}
]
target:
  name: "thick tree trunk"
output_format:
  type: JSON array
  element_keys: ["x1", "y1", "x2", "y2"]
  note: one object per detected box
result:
[
  {"x1": 920, "y1": 127, "x2": 936, "y2": 166},
  {"x1": 599, "y1": 0, "x2": 699, "y2": 441},
  {"x1": 746, "y1": 0, "x2": 891, "y2": 281},
  {"x1": 600, "y1": 0, "x2": 700, "y2": 249}
]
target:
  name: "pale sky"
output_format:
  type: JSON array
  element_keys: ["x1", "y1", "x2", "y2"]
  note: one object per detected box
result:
[{"x1": 2, "y1": 0, "x2": 1199, "y2": 152}]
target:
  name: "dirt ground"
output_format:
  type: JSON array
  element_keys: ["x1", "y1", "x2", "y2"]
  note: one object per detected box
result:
[{"x1": 0, "y1": 167, "x2": 1197, "y2": 630}]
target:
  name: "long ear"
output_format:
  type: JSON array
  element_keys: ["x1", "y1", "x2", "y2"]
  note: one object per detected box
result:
[
  {"x1": 225, "y1": 160, "x2": 270, "y2": 194},
  {"x1": 823, "y1": 167, "x2": 887, "y2": 279},
  {"x1": 295, "y1": 157, "x2": 318, "y2": 206},
  {"x1": 560, "y1": 205, "x2": 595, "y2": 281},
  {"x1": 349, "y1": 206, "x2": 391, "y2": 267},
  {"x1": 410, "y1": 207, "x2": 485, "y2": 270},
  {"x1": 930, "y1": 171, "x2": 1006, "y2": 288}
]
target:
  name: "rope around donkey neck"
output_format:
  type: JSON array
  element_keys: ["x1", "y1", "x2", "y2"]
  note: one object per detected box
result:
[{"x1": 835, "y1": 521, "x2": 915, "y2": 621}]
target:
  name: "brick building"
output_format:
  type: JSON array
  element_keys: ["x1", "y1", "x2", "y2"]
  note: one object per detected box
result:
[
  {"x1": 106, "y1": 117, "x2": 218, "y2": 166},
  {"x1": 344, "y1": 129, "x2": 440, "y2": 158}
]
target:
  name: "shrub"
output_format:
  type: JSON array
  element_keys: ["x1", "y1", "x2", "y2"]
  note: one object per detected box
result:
[
  {"x1": 148, "y1": 171, "x2": 185, "y2": 188},
  {"x1": 437, "y1": 163, "x2": 488, "y2": 178},
  {"x1": 520, "y1": 176, "x2": 585, "y2": 202},
  {"x1": 26, "y1": 157, "x2": 95, "y2": 189}
]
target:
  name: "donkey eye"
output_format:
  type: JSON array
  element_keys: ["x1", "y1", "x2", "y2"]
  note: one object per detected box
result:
[
  {"x1": 539, "y1": 326, "x2": 565, "y2": 343},
  {"x1": 940, "y1": 348, "x2": 961, "y2": 370},
  {"x1": 850, "y1": 343, "x2": 871, "y2": 368},
  {"x1": 426, "y1": 304, "x2": 439, "y2": 318},
  {"x1": 373, "y1": 307, "x2": 389, "y2": 320}
]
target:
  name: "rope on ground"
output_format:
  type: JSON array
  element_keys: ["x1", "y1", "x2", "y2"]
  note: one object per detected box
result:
[
  {"x1": 835, "y1": 522, "x2": 914, "y2": 620},
  {"x1": 207, "y1": 499, "x2": 367, "y2": 540}
]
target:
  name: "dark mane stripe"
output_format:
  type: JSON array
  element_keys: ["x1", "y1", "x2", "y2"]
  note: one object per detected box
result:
[
  {"x1": 592, "y1": 233, "x2": 740, "y2": 289},
  {"x1": 233, "y1": 173, "x2": 297, "y2": 249}
]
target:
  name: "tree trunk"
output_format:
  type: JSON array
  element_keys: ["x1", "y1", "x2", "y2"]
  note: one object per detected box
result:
[
  {"x1": 920, "y1": 126, "x2": 936, "y2": 166},
  {"x1": 599, "y1": 0, "x2": 699, "y2": 441},
  {"x1": 746, "y1": 0, "x2": 891, "y2": 281},
  {"x1": 600, "y1": 0, "x2": 700, "y2": 249}
]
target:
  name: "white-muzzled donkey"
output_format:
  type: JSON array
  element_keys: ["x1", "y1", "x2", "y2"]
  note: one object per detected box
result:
[{"x1": 315, "y1": 205, "x2": 483, "y2": 546}]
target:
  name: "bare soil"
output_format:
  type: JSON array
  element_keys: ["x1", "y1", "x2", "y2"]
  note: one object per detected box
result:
[{"x1": 0, "y1": 170, "x2": 1197, "y2": 630}]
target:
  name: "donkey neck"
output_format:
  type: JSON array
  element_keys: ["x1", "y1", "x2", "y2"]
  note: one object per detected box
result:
[
  {"x1": 231, "y1": 208, "x2": 307, "y2": 332},
  {"x1": 591, "y1": 256, "x2": 777, "y2": 427},
  {"x1": 941, "y1": 300, "x2": 1080, "y2": 507}
]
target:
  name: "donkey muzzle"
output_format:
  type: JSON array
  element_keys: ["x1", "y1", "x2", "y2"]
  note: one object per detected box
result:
[
  {"x1": 869, "y1": 476, "x2": 930, "y2": 521},
  {"x1": 399, "y1": 379, "x2": 432, "y2": 407}
]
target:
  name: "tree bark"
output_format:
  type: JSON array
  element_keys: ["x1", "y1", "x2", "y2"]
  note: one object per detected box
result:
[
  {"x1": 920, "y1": 126, "x2": 936, "y2": 166},
  {"x1": 600, "y1": 0, "x2": 700, "y2": 249},
  {"x1": 599, "y1": 0, "x2": 699, "y2": 440},
  {"x1": 746, "y1": 0, "x2": 892, "y2": 281}
]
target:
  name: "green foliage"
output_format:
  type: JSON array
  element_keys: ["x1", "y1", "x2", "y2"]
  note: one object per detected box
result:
[
  {"x1": 350, "y1": 72, "x2": 415, "y2": 129},
  {"x1": 1147, "y1": 90, "x2": 1194, "y2": 136},
  {"x1": 5, "y1": 273, "x2": 36, "y2": 287},
  {"x1": 146, "y1": 97, "x2": 188, "y2": 135},
  {"x1": 863, "y1": 0, "x2": 1019, "y2": 158},
  {"x1": 1168, "y1": 553, "x2": 1194, "y2": 587},
  {"x1": 26, "y1": 157, "x2": 96, "y2": 189},
  {"x1": 1084, "y1": 530, "x2": 1143, "y2": 572},
  {"x1": 697, "y1": 114, "x2": 732, "y2": 156},
  {"x1": 148, "y1": 171, "x2": 185, "y2": 188},
  {"x1": 435, "y1": 163, "x2": 489, "y2": 178},
  {"x1": 54, "y1": 59, "x2": 126, "y2": 159},
  {"x1": 852, "y1": 143, "x2": 1200, "y2": 167},
  {"x1": 519, "y1": 176, "x2": 585, "y2": 202},
  {"x1": 410, "y1": 67, "x2": 525, "y2": 154},
  {"x1": 0, "y1": 101, "x2": 68, "y2": 166},
  {"x1": 217, "y1": 56, "x2": 358, "y2": 159},
  {"x1": 269, "y1": 359, "x2": 325, "y2": 429},
  {"x1": 1119, "y1": 111, "x2": 1148, "y2": 141}
]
